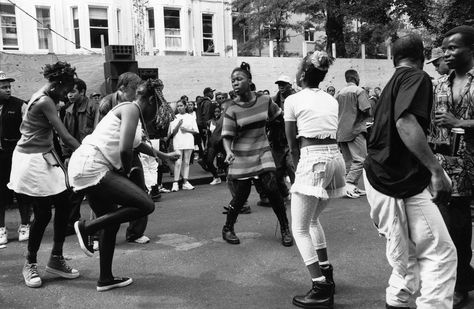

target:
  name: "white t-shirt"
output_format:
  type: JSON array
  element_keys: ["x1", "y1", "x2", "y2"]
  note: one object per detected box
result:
[
  {"x1": 170, "y1": 113, "x2": 198, "y2": 150},
  {"x1": 284, "y1": 88, "x2": 338, "y2": 139}
]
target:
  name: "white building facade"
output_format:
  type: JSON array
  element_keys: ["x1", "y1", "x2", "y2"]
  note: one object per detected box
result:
[{"x1": 0, "y1": 0, "x2": 233, "y2": 56}]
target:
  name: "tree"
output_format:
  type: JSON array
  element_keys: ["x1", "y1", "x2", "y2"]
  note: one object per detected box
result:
[{"x1": 232, "y1": 0, "x2": 299, "y2": 57}]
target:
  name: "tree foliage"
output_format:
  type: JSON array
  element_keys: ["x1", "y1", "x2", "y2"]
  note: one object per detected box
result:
[{"x1": 232, "y1": 0, "x2": 299, "y2": 56}]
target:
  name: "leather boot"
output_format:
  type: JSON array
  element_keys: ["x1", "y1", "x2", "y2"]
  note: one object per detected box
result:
[
  {"x1": 320, "y1": 264, "x2": 335, "y2": 293},
  {"x1": 222, "y1": 225, "x2": 240, "y2": 244},
  {"x1": 292, "y1": 280, "x2": 334, "y2": 309},
  {"x1": 280, "y1": 226, "x2": 293, "y2": 247}
]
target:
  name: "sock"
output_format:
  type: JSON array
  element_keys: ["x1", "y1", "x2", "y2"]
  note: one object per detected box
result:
[
  {"x1": 319, "y1": 261, "x2": 330, "y2": 267},
  {"x1": 311, "y1": 276, "x2": 326, "y2": 282}
]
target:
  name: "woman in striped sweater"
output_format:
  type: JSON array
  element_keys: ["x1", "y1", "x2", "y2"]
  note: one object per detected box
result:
[{"x1": 221, "y1": 62, "x2": 293, "y2": 247}]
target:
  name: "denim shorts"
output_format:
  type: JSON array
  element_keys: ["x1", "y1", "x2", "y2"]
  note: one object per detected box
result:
[{"x1": 291, "y1": 144, "x2": 346, "y2": 199}]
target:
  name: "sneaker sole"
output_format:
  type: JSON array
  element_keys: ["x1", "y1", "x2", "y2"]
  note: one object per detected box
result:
[
  {"x1": 24, "y1": 278, "x2": 42, "y2": 288},
  {"x1": 97, "y1": 277, "x2": 133, "y2": 292},
  {"x1": 74, "y1": 221, "x2": 94, "y2": 257},
  {"x1": 45, "y1": 266, "x2": 80, "y2": 279}
]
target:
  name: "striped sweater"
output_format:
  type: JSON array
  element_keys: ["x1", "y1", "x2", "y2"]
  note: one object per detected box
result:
[{"x1": 222, "y1": 93, "x2": 281, "y2": 179}]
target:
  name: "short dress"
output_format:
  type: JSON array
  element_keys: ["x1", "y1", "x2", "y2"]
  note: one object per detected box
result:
[
  {"x1": 68, "y1": 102, "x2": 143, "y2": 191},
  {"x1": 169, "y1": 113, "x2": 198, "y2": 151},
  {"x1": 8, "y1": 95, "x2": 66, "y2": 197},
  {"x1": 284, "y1": 88, "x2": 346, "y2": 199}
]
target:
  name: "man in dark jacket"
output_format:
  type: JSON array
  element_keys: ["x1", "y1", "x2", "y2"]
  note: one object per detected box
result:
[{"x1": 0, "y1": 71, "x2": 31, "y2": 245}]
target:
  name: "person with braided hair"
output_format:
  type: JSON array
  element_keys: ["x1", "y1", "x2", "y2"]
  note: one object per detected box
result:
[
  {"x1": 68, "y1": 79, "x2": 180, "y2": 292},
  {"x1": 221, "y1": 62, "x2": 293, "y2": 247},
  {"x1": 7, "y1": 61, "x2": 81, "y2": 288}
]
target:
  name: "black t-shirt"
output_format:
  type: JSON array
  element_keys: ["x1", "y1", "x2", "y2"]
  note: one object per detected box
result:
[{"x1": 364, "y1": 67, "x2": 433, "y2": 198}]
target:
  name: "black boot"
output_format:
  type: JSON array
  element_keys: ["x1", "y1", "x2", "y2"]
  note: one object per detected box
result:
[
  {"x1": 320, "y1": 264, "x2": 335, "y2": 293},
  {"x1": 281, "y1": 226, "x2": 293, "y2": 247},
  {"x1": 222, "y1": 225, "x2": 240, "y2": 244},
  {"x1": 293, "y1": 280, "x2": 334, "y2": 309}
]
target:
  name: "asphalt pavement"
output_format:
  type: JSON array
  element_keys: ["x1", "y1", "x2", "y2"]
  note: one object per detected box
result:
[{"x1": 1, "y1": 165, "x2": 473, "y2": 309}]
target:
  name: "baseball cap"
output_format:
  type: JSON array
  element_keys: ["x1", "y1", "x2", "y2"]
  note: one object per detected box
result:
[
  {"x1": 275, "y1": 75, "x2": 291, "y2": 84},
  {"x1": 91, "y1": 92, "x2": 101, "y2": 97},
  {"x1": 0, "y1": 71, "x2": 15, "y2": 82},
  {"x1": 203, "y1": 87, "x2": 215, "y2": 94},
  {"x1": 426, "y1": 47, "x2": 445, "y2": 64}
]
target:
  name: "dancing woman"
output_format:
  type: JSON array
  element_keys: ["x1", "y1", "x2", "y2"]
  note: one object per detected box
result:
[
  {"x1": 285, "y1": 52, "x2": 345, "y2": 309},
  {"x1": 8, "y1": 61, "x2": 81, "y2": 288},
  {"x1": 221, "y1": 62, "x2": 293, "y2": 247},
  {"x1": 68, "y1": 79, "x2": 179, "y2": 291}
]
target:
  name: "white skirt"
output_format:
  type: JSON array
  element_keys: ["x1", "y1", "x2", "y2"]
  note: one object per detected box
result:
[
  {"x1": 8, "y1": 149, "x2": 67, "y2": 197},
  {"x1": 291, "y1": 144, "x2": 346, "y2": 199}
]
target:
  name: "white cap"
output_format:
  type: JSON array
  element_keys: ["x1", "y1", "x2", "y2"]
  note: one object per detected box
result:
[{"x1": 275, "y1": 75, "x2": 291, "y2": 84}]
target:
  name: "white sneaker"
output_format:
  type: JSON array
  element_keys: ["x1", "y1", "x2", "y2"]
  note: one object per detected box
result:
[
  {"x1": 171, "y1": 182, "x2": 179, "y2": 192},
  {"x1": 0, "y1": 227, "x2": 7, "y2": 245},
  {"x1": 210, "y1": 177, "x2": 222, "y2": 185},
  {"x1": 133, "y1": 236, "x2": 150, "y2": 244},
  {"x1": 18, "y1": 224, "x2": 30, "y2": 242},
  {"x1": 158, "y1": 185, "x2": 170, "y2": 193},
  {"x1": 182, "y1": 181, "x2": 195, "y2": 190}
]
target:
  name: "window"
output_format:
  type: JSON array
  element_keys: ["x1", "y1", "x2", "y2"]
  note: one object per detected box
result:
[
  {"x1": 72, "y1": 7, "x2": 80, "y2": 49},
  {"x1": 89, "y1": 7, "x2": 108, "y2": 48},
  {"x1": 202, "y1": 14, "x2": 214, "y2": 53},
  {"x1": 0, "y1": 3, "x2": 18, "y2": 50},
  {"x1": 147, "y1": 8, "x2": 155, "y2": 48},
  {"x1": 116, "y1": 9, "x2": 121, "y2": 44},
  {"x1": 304, "y1": 28, "x2": 316, "y2": 42},
  {"x1": 36, "y1": 7, "x2": 51, "y2": 50},
  {"x1": 164, "y1": 8, "x2": 181, "y2": 49},
  {"x1": 263, "y1": 25, "x2": 288, "y2": 42}
]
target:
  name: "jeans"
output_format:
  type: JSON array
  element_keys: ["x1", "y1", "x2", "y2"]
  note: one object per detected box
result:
[
  {"x1": 83, "y1": 171, "x2": 155, "y2": 280},
  {"x1": 225, "y1": 171, "x2": 289, "y2": 228},
  {"x1": 438, "y1": 197, "x2": 474, "y2": 292},
  {"x1": 291, "y1": 193, "x2": 329, "y2": 265},
  {"x1": 339, "y1": 133, "x2": 367, "y2": 185},
  {"x1": 364, "y1": 171, "x2": 457, "y2": 308}
]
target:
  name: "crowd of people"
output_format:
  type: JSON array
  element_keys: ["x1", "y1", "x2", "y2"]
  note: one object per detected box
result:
[{"x1": 0, "y1": 24, "x2": 473, "y2": 309}]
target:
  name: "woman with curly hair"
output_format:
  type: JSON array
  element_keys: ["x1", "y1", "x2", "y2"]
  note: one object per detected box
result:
[
  {"x1": 285, "y1": 51, "x2": 345, "y2": 309},
  {"x1": 68, "y1": 79, "x2": 179, "y2": 292},
  {"x1": 8, "y1": 61, "x2": 81, "y2": 288},
  {"x1": 221, "y1": 62, "x2": 293, "y2": 247}
]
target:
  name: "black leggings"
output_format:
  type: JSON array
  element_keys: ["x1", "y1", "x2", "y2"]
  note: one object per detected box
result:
[
  {"x1": 225, "y1": 171, "x2": 289, "y2": 228},
  {"x1": 23, "y1": 190, "x2": 71, "y2": 263},
  {"x1": 83, "y1": 171, "x2": 155, "y2": 282}
]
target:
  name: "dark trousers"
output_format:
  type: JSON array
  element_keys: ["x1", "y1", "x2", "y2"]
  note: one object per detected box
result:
[
  {"x1": 24, "y1": 190, "x2": 71, "y2": 259},
  {"x1": 206, "y1": 142, "x2": 224, "y2": 178},
  {"x1": 225, "y1": 171, "x2": 289, "y2": 228},
  {"x1": 84, "y1": 171, "x2": 155, "y2": 281},
  {"x1": 0, "y1": 150, "x2": 31, "y2": 227},
  {"x1": 125, "y1": 153, "x2": 149, "y2": 241},
  {"x1": 439, "y1": 197, "x2": 474, "y2": 292}
]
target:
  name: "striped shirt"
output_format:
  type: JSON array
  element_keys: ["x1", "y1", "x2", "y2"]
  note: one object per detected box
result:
[{"x1": 222, "y1": 94, "x2": 281, "y2": 179}]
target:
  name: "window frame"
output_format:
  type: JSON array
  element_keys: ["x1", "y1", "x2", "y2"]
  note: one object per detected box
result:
[
  {"x1": 71, "y1": 7, "x2": 80, "y2": 49},
  {"x1": 88, "y1": 6, "x2": 109, "y2": 49},
  {"x1": 0, "y1": 3, "x2": 19, "y2": 50},
  {"x1": 163, "y1": 8, "x2": 182, "y2": 50},
  {"x1": 202, "y1": 13, "x2": 214, "y2": 53},
  {"x1": 36, "y1": 6, "x2": 51, "y2": 50},
  {"x1": 146, "y1": 8, "x2": 156, "y2": 48}
]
